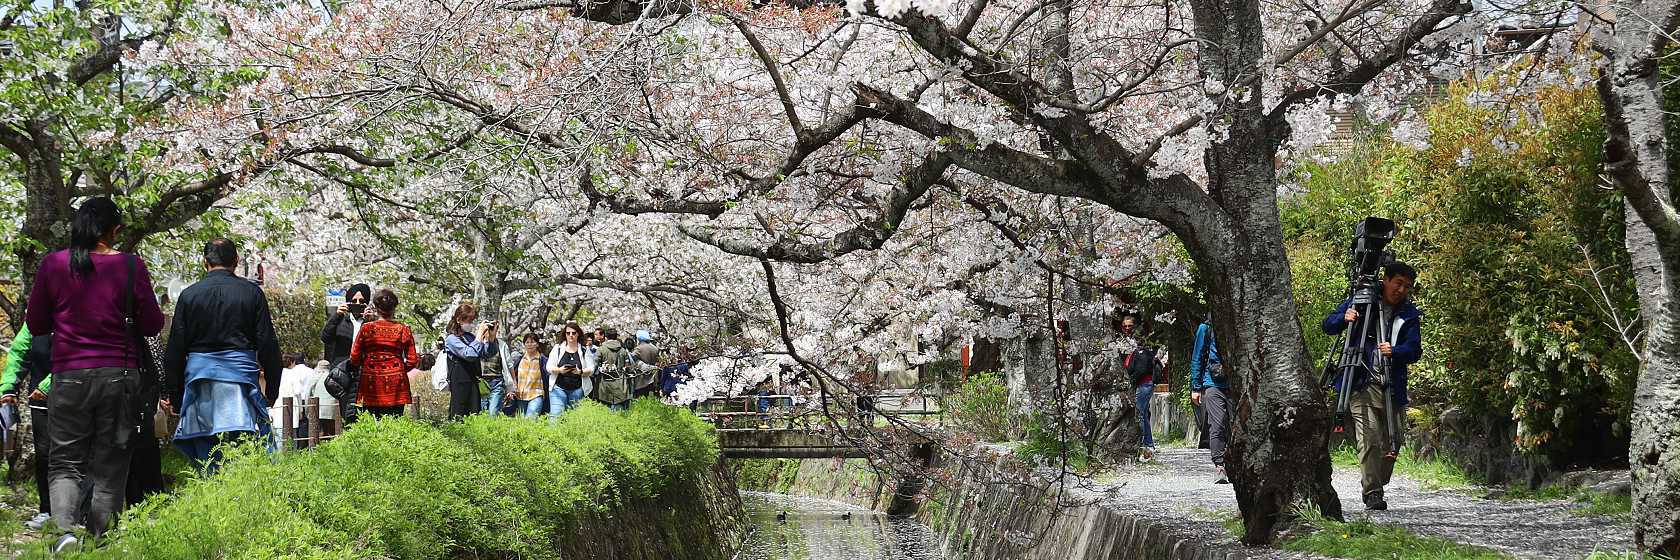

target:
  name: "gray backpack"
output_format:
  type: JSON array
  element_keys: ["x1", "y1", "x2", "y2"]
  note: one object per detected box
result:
[{"x1": 595, "y1": 344, "x2": 633, "y2": 405}]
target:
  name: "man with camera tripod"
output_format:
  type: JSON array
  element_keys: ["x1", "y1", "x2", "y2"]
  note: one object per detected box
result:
[{"x1": 1321, "y1": 261, "x2": 1421, "y2": 511}]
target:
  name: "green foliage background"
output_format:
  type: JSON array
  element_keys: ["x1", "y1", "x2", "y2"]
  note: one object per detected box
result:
[{"x1": 1283, "y1": 82, "x2": 1639, "y2": 459}]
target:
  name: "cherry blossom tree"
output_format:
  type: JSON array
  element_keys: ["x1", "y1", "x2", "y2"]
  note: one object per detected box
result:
[
  {"x1": 1595, "y1": 0, "x2": 1680, "y2": 551},
  {"x1": 130, "y1": 0, "x2": 1509, "y2": 543}
]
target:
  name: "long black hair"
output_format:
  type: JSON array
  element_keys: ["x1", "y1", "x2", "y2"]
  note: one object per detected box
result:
[{"x1": 69, "y1": 197, "x2": 123, "y2": 276}]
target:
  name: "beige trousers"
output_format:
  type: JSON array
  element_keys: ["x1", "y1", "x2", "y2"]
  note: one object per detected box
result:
[{"x1": 1350, "y1": 383, "x2": 1396, "y2": 497}]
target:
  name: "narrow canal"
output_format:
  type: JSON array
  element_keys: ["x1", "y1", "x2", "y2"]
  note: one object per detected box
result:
[{"x1": 736, "y1": 491, "x2": 946, "y2": 560}]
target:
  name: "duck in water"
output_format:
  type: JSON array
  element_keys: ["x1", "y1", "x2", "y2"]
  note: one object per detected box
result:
[{"x1": 776, "y1": 511, "x2": 788, "y2": 523}]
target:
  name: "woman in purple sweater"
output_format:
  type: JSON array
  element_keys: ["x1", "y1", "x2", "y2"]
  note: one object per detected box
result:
[{"x1": 24, "y1": 197, "x2": 165, "y2": 550}]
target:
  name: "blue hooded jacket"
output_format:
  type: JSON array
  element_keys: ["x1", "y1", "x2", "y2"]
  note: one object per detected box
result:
[
  {"x1": 1189, "y1": 321, "x2": 1225, "y2": 390},
  {"x1": 1321, "y1": 298, "x2": 1421, "y2": 408}
]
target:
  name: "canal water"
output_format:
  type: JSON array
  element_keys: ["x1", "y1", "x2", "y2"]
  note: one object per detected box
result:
[{"x1": 736, "y1": 491, "x2": 946, "y2": 560}]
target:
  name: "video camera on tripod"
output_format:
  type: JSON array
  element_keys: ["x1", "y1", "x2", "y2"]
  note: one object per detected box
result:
[{"x1": 1319, "y1": 217, "x2": 1405, "y2": 460}]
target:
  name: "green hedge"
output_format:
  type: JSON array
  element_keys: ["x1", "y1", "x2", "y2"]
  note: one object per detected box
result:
[{"x1": 54, "y1": 399, "x2": 717, "y2": 560}]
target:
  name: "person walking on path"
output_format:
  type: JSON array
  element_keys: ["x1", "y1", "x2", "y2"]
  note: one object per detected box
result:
[
  {"x1": 270, "y1": 352, "x2": 314, "y2": 445},
  {"x1": 351, "y1": 289, "x2": 420, "y2": 419},
  {"x1": 631, "y1": 330, "x2": 661, "y2": 399},
  {"x1": 1189, "y1": 317, "x2": 1230, "y2": 484},
  {"x1": 1321, "y1": 261, "x2": 1421, "y2": 511},
  {"x1": 507, "y1": 333, "x2": 548, "y2": 417},
  {"x1": 163, "y1": 239, "x2": 283, "y2": 472},
  {"x1": 321, "y1": 284, "x2": 373, "y2": 365},
  {"x1": 546, "y1": 323, "x2": 594, "y2": 415},
  {"x1": 592, "y1": 328, "x2": 632, "y2": 410},
  {"x1": 2, "y1": 324, "x2": 53, "y2": 530},
  {"x1": 25, "y1": 197, "x2": 166, "y2": 550},
  {"x1": 302, "y1": 359, "x2": 338, "y2": 445}
]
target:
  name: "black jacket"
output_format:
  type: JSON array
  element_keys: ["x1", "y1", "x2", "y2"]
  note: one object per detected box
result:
[
  {"x1": 21, "y1": 334, "x2": 51, "y2": 397},
  {"x1": 320, "y1": 312, "x2": 360, "y2": 365},
  {"x1": 162, "y1": 269, "x2": 283, "y2": 404}
]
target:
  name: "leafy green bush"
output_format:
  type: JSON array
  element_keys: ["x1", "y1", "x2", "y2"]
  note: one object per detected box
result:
[
  {"x1": 265, "y1": 289, "x2": 328, "y2": 362},
  {"x1": 732, "y1": 459, "x2": 800, "y2": 493},
  {"x1": 1016, "y1": 414, "x2": 1091, "y2": 471},
  {"x1": 944, "y1": 372, "x2": 1020, "y2": 442},
  {"x1": 60, "y1": 399, "x2": 717, "y2": 560},
  {"x1": 1284, "y1": 80, "x2": 1638, "y2": 458}
]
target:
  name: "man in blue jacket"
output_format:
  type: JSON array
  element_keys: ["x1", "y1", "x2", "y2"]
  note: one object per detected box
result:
[
  {"x1": 1189, "y1": 317, "x2": 1229, "y2": 484},
  {"x1": 1322, "y1": 261, "x2": 1421, "y2": 511}
]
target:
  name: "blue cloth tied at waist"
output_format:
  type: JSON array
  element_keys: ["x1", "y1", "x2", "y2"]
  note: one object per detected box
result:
[{"x1": 173, "y1": 349, "x2": 273, "y2": 460}]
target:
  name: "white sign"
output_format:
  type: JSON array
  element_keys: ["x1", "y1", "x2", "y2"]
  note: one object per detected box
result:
[{"x1": 325, "y1": 288, "x2": 345, "y2": 309}]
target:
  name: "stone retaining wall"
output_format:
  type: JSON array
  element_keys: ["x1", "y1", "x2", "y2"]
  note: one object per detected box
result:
[
  {"x1": 559, "y1": 461, "x2": 747, "y2": 560},
  {"x1": 919, "y1": 448, "x2": 1245, "y2": 560}
]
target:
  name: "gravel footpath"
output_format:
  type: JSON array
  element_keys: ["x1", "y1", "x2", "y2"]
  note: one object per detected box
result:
[{"x1": 1045, "y1": 447, "x2": 1634, "y2": 559}]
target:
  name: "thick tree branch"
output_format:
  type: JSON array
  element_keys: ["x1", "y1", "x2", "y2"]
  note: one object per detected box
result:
[
  {"x1": 678, "y1": 151, "x2": 952, "y2": 263},
  {"x1": 1598, "y1": 71, "x2": 1680, "y2": 252},
  {"x1": 1264, "y1": 0, "x2": 1469, "y2": 130},
  {"x1": 295, "y1": 145, "x2": 398, "y2": 168},
  {"x1": 729, "y1": 15, "x2": 804, "y2": 137},
  {"x1": 578, "y1": 167, "x2": 728, "y2": 217}
]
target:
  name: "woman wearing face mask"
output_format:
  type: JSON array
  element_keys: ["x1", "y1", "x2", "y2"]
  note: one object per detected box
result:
[
  {"x1": 545, "y1": 323, "x2": 594, "y2": 415},
  {"x1": 443, "y1": 303, "x2": 498, "y2": 419}
]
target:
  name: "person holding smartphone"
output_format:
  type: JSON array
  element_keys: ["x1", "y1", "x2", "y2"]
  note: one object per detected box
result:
[
  {"x1": 443, "y1": 303, "x2": 498, "y2": 419},
  {"x1": 321, "y1": 284, "x2": 374, "y2": 366}
]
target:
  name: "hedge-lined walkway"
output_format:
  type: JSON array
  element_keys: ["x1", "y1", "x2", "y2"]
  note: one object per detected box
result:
[{"x1": 18, "y1": 400, "x2": 720, "y2": 559}]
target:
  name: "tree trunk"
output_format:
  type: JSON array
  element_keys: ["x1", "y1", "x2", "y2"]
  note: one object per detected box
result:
[
  {"x1": 1180, "y1": 0, "x2": 1342, "y2": 540},
  {"x1": 1204, "y1": 228, "x2": 1342, "y2": 542},
  {"x1": 1599, "y1": 1, "x2": 1680, "y2": 548},
  {"x1": 1625, "y1": 240, "x2": 1680, "y2": 556},
  {"x1": 7, "y1": 121, "x2": 72, "y2": 329}
]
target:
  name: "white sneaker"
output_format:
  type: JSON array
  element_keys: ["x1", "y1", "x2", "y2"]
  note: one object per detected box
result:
[
  {"x1": 25, "y1": 512, "x2": 49, "y2": 530},
  {"x1": 53, "y1": 533, "x2": 79, "y2": 554}
]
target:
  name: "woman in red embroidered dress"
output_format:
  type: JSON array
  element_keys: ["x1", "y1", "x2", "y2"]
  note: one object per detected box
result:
[{"x1": 350, "y1": 289, "x2": 419, "y2": 418}]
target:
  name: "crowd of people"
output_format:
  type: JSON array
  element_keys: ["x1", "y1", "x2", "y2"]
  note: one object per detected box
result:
[
  {"x1": 0, "y1": 197, "x2": 1423, "y2": 555},
  {"x1": 2, "y1": 197, "x2": 700, "y2": 554}
]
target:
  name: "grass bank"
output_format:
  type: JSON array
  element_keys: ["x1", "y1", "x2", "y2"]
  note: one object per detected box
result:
[
  {"x1": 1331, "y1": 444, "x2": 1475, "y2": 490},
  {"x1": 1202, "y1": 506, "x2": 1509, "y2": 560},
  {"x1": 41, "y1": 399, "x2": 717, "y2": 559}
]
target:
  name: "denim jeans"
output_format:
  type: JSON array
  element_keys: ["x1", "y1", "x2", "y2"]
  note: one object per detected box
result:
[
  {"x1": 514, "y1": 398, "x2": 545, "y2": 418},
  {"x1": 481, "y1": 379, "x2": 506, "y2": 416},
  {"x1": 1136, "y1": 383, "x2": 1155, "y2": 448},
  {"x1": 548, "y1": 386, "x2": 585, "y2": 415}
]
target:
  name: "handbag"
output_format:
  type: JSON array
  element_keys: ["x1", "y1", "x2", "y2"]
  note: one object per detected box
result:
[
  {"x1": 123, "y1": 255, "x2": 163, "y2": 440},
  {"x1": 325, "y1": 359, "x2": 359, "y2": 401},
  {"x1": 431, "y1": 349, "x2": 449, "y2": 391}
]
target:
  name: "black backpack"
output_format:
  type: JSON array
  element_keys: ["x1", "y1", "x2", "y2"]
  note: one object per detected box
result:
[{"x1": 1127, "y1": 347, "x2": 1161, "y2": 386}]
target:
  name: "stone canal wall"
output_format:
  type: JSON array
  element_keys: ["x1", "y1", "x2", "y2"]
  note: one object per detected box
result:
[
  {"x1": 917, "y1": 447, "x2": 1245, "y2": 560},
  {"x1": 732, "y1": 447, "x2": 1246, "y2": 560},
  {"x1": 561, "y1": 460, "x2": 748, "y2": 560}
]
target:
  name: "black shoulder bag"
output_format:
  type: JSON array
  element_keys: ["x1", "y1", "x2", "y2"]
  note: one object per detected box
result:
[
  {"x1": 1198, "y1": 326, "x2": 1227, "y2": 386},
  {"x1": 123, "y1": 255, "x2": 162, "y2": 417}
]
